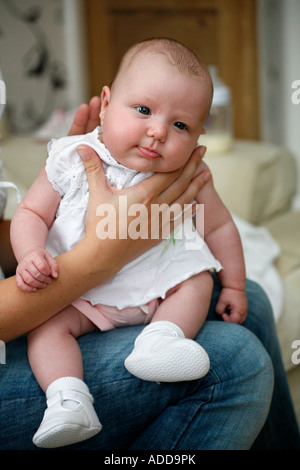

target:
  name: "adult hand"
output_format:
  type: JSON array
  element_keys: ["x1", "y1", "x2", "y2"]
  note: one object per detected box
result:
[
  {"x1": 76, "y1": 144, "x2": 210, "y2": 276},
  {"x1": 0, "y1": 101, "x2": 210, "y2": 343},
  {"x1": 68, "y1": 96, "x2": 211, "y2": 272},
  {"x1": 69, "y1": 96, "x2": 210, "y2": 215},
  {"x1": 68, "y1": 96, "x2": 101, "y2": 136}
]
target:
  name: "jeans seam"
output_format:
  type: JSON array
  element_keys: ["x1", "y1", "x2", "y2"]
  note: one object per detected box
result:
[{"x1": 171, "y1": 372, "x2": 219, "y2": 449}]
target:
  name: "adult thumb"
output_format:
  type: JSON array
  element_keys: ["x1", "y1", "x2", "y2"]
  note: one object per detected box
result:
[{"x1": 77, "y1": 145, "x2": 106, "y2": 190}]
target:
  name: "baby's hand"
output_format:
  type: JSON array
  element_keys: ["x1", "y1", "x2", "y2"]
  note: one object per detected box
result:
[
  {"x1": 215, "y1": 287, "x2": 248, "y2": 324},
  {"x1": 16, "y1": 248, "x2": 59, "y2": 292}
]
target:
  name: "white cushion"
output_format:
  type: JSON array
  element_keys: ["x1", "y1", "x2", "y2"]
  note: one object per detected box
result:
[{"x1": 206, "y1": 140, "x2": 297, "y2": 224}]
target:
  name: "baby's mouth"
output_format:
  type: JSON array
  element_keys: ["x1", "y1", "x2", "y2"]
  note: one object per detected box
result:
[{"x1": 137, "y1": 146, "x2": 161, "y2": 159}]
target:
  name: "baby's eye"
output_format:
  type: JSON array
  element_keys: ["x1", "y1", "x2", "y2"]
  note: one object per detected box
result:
[
  {"x1": 136, "y1": 106, "x2": 151, "y2": 115},
  {"x1": 174, "y1": 122, "x2": 187, "y2": 130}
]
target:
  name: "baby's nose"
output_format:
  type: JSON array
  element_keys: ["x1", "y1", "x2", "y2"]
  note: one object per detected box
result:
[{"x1": 147, "y1": 120, "x2": 167, "y2": 142}]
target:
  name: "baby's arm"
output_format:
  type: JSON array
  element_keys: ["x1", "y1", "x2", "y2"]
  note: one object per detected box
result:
[
  {"x1": 10, "y1": 167, "x2": 61, "y2": 292},
  {"x1": 194, "y1": 161, "x2": 248, "y2": 324}
]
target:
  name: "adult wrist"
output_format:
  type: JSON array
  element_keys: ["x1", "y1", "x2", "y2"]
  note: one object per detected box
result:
[{"x1": 72, "y1": 237, "x2": 123, "y2": 288}]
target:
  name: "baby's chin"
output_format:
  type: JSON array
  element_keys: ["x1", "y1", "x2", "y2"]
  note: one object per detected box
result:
[
  {"x1": 119, "y1": 156, "x2": 185, "y2": 174},
  {"x1": 114, "y1": 157, "x2": 161, "y2": 173}
]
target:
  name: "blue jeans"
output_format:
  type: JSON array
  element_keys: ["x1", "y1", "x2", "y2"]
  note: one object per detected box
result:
[
  {"x1": 0, "y1": 280, "x2": 298, "y2": 450},
  {"x1": 211, "y1": 276, "x2": 300, "y2": 450}
]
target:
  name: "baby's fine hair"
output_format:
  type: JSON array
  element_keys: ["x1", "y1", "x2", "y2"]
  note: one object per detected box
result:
[{"x1": 113, "y1": 37, "x2": 213, "y2": 94}]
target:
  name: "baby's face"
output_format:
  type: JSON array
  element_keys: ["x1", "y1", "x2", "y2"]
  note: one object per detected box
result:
[{"x1": 99, "y1": 54, "x2": 211, "y2": 173}]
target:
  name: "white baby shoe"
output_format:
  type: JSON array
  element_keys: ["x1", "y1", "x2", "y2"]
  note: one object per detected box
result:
[
  {"x1": 124, "y1": 321, "x2": 210, "y2": 382},
  {"x1": 33, "y1": 377, "x2": 102, "y2": 448}
]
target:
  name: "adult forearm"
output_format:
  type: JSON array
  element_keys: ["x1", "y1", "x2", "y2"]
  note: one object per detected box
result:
[
  {"x1": 1, "y1": 144, "x2": 209, "y2": 343},
  {"x1": 0, "y1": 244, "x2": 118, "y2": 343}
]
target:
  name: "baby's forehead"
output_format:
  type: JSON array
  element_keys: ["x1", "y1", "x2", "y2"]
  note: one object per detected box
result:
[
  {"x1": 112, "y1": 46, "x2": 213, "y2": 112},
  {"x1": 119, "y1": 50, "x2": 208, "y2": 90},
  {"x1": 121, "y1": 49, "x2": 170, "y2": 73},
  {"x1": 123, "y1": 49, "x2": 188, "y2": 75}
]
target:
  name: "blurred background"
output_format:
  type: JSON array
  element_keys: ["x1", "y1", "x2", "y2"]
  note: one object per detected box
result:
[
  {"x1": 1, "y1": 0, "x2": 300, "y2": 425},
  {"x1": 0, "y1": 0, "x2": 300, "y2": 205}
]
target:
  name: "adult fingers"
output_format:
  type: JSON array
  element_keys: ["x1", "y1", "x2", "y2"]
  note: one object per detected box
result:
[
  {"x1": 77, "y1": 144, "x2": 107, "y2": 193},
  {"x1": 161, "y1": 146, "x2": 208, "y2": 206},
  {"x1": 86, "y1": 96, "x2": 102, "y2": 133},
  {"x1": 68, "y1": 104, "x2": 90, "y2": 136},
  {"x1": 138, "y1": 145, "x2": 207, "y2": 207},
  {"x1": 68, "y1": 96, "x2": 101, "y2": 136}
]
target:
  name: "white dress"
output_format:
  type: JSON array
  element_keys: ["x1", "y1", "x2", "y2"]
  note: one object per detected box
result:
[{"x1": 46, "y1": 127, "x2": 222, "y2": 309}]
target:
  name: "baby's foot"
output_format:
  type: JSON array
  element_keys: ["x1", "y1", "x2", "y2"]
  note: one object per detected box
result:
[
  {"x1": 124, "y1": 321, "x2": 209, "y2": 382},
  {"x1": 33, "y1": 377, "x2": 102, "y2": 448}
]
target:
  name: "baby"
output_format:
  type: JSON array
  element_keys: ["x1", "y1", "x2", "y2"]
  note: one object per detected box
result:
[{"x1": 11, "y1": 38, "x2": 247, "y2": 448}]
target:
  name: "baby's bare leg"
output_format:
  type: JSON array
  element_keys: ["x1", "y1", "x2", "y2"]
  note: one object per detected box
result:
[
  {"x1": 28, "y1": 306, "x2": 101, "y2": 448},
  {"x1": 152, "y1": 271, "x2": 214, "y2": 338},
  {"x1": 28, "y1": 305, "x2": 96, "y2": 392}
]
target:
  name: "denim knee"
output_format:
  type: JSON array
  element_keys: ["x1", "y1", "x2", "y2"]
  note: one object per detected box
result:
[
  {"x1": 196, "y1": 321, "x2": 274, "y2": 422},
  {"x1": 197, "y1": 321, "x2": 273, "y2": 384},
  {"x1": 193, "y1": 322, "x2": 274, "y2": 448}
]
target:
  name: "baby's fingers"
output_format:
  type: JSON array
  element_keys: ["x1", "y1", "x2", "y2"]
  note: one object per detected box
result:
[
  {"x1": 29, "y1": 251, "x2": 58, "y2": 280},
  {"x1": 215, "y1": 297, "x2": 228, "y2": 317},
  {"x1": 16, "y1": 272, "x2": 38, "y2": 292},
  {"x1": 223, "y1": 309, "x2": 245, "y2": 324},
  {"x1": 44, "y1": 252, "x2": 59, "y2": 279},
  {"x1": 16, "y1": 269, "x2": 49, "y2": 291}
]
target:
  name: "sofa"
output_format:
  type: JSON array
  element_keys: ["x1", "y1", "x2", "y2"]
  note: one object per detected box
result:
[
  {"x1": 206, "y1": 140, "x2": 300, "y2": 427},
  {"x1": 1, "y1": 117, "x2": 300, "y2": 427}
]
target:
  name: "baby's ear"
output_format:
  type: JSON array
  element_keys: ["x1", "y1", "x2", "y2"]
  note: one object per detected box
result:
[{"x1": 99, "y1": 86, "x2": 111, "y2": 124}]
